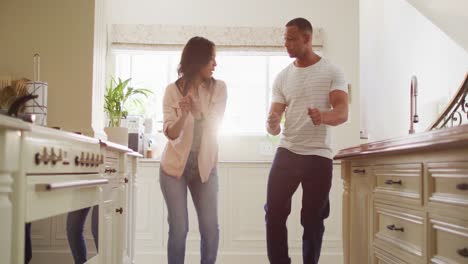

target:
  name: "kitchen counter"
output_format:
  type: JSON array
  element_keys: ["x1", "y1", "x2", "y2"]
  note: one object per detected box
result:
[
  {"x1": 334, "y1": 124, "x2": 468, "y2": 264},
  {"x1": 335, "y1": 124, "x2": 468, "y2": 160},
  {"x1": 0, "y1": 114, "x2": 32, "y2": 131}
]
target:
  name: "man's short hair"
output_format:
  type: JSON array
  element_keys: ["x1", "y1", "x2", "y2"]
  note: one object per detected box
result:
[{"x1": 286, "y1": 17, "x2": 313, "y2": 34}]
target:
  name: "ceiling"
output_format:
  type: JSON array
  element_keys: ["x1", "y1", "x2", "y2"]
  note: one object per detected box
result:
[{"x1": 406, "y1": 0, "x2": 468, "y2": 52}]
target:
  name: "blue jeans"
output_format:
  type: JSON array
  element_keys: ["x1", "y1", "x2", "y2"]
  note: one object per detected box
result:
[
  {"x1": 265, "y1": 148, "x2": 332, "y2": 264},
  {"x1": 66, "y1": 205, "x2": 99, "y2": 264},
  {"x1": 160, "y1": 151, "x2": 219, "y2": 264},
  {"x1": 25, "y1": 223, "x2": 32, "y2": 264}
]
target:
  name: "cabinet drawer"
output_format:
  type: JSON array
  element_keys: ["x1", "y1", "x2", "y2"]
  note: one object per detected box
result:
[
  {"x1": 427, "y1": 162, "x2": 468, "y2": 207},
  {"x1": 374, "y1": 203, "x2": 425, "y2": 261},
  {"x1": 103, "y1": 156, "x2": 122, "y2": 176},
  {"x1": 374, "y1": 246, "x2": 409, "y2": 264},
  {"x1": 374, "y1": 163, "x2": 422, "y2": 205},
  {"x1": 429, "y1": 218, "x2": 468, "y2": 264}
]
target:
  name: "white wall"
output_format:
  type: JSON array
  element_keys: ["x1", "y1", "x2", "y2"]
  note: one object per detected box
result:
[
  {"x1": 111, "y1": 0, "x2": 361, "y2": 160},
  {"x1": 360, "y1": 0, "x2": 468, "y2": 141}
]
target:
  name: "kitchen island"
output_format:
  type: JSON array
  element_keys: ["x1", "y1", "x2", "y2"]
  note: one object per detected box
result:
[{"x1": 335, "y1": 124, "x2": 468, "y2": 264}]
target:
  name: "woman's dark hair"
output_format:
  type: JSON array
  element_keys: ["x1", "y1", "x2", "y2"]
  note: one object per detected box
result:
[{"x1": 176, "y1": 36, "x2": 215, "y2": 96}]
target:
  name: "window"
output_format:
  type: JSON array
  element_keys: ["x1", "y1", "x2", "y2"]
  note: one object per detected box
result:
[{"x1": 113, "y1": 50, "x2": 293, "y2": 135}]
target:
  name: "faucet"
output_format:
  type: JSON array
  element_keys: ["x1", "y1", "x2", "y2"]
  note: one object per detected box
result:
[{"x1": 409, "y1": 76, "x2": 419, "y2": 134}]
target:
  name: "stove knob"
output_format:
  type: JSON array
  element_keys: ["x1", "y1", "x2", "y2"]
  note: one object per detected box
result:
[
  {"x1": 42, "y1": 147, "x2": 49, "y2": 165},
  {"x1": 96, "y1": 153, "x2": 101, "y2": 166},
  {"x1": 50, "y1": 148, "x2": 57, "y2": 165},
  {"x1": 80, "y1": 152, "x2": 85, "y2": 166},
  {"x1": 57, "y1": 149, "x2": 63, "y2": 162},
  {"x1": 75, "y1": 156, "x2": 80, "y2": 166},
  {"x1": 85, "y1": 153, "x2": 90, "y2": 167},
  {"x1": 34, "y1": 153, "x2": 41, "y2": 165},
  {"x1": 90, "y1": 153, "x2": 95, "y2": 167}
]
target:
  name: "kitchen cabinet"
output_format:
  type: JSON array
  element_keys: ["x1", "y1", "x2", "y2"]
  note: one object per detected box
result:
[{"x1": 335, "y1": 124, "x2": 468, "y2": 264}]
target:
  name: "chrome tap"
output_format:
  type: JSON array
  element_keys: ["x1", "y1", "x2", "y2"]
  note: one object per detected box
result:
[{"x1": 409, "y1": 76, "x2": 419, "y2": 134}]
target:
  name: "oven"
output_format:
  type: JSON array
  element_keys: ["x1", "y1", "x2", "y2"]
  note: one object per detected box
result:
[{"x1": 14, "y1": 126, "x2": 107, "y2": 264}]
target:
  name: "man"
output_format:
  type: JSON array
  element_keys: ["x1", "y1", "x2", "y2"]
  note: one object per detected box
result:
[{"x1": 265, "y1": 17, "x2": 348, "y2": 264}]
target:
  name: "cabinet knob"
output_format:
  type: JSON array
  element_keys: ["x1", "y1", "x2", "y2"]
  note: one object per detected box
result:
[
  {"x1": 386, "y1": 224, "x2": 404, "y2": 232},
  {"x1": 385, "y1": 179, "x2": 402, "y2": 185},
  {"x1": 352, "y1": 169, "x2": 366, "y2": 175},
  {"x1": 458, "y1": 247, "x2": 468, "y2": 257},
  {"x1": 124, "y1": 177, "x2": 129, "y2": 183},
  {"x1": 115, "y1": 207, "x2": 123, "y2": 214},
  {"x1": 456, "y1": 183, "x2": 468, "y2": 191}
]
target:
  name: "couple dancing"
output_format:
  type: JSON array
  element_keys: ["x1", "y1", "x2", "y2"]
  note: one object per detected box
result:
[{"x1": 159, "y1": 17, "x2": 348, "y2": 264}]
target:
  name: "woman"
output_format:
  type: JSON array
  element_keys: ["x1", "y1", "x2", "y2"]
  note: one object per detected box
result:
[{"x1": 159, "y1": 36, "x2": 227, "y2": 264}]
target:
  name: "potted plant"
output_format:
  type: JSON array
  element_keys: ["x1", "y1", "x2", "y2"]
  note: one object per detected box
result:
[{"x1": 104, "y1": 77, "x2": 152, "y2": 146}]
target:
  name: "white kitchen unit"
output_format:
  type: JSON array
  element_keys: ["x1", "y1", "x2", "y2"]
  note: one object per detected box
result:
[
  {"x1": 0, "y1": 115, "x2": 140, "y2": 264},
  {"x1": 135, "y1": 159, "x2": 344, "y2": 264},
  {"x1": 0, "y1": 115, "x2": 30, "y2": 264},
  {"x1": 99, "y1": 140, "x2": 141, "y2": 264},
  {"x1": 335, "y1": 124, "x2": 468, "y2": 264}
]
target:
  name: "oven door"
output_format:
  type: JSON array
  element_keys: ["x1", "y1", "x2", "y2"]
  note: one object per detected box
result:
[{"x1": 26, "y1": 173, "x2": 107, "y2": 222}]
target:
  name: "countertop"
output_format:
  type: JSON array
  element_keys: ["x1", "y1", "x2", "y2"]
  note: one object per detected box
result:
[
  {"x1": 0, "y1": 115, "x2": 32, "y2": 131},
  {"x1": 334, "y1": 124, "x2": 468, "y2": 160}
]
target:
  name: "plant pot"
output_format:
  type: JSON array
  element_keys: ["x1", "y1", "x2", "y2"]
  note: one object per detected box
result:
[{"x1": 104, "y1": 127, "x2": 129, "y2": 146}]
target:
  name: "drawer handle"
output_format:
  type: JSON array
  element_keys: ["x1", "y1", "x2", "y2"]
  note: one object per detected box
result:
[
  {"x1": 105, "y1": 168, "x2": 117, "y2": 173},
  {"x1": 386, "y1": 224, "x2": 404, "y2": 232},
  {"x1": 353, "y1": 169, "x2": 366, "y2": 174},
  {"x1": 385, "y1": 179, "x2": 402, "y2": 185},
  {"x1": 458, "y1": 248, "x2": 468, "y2": 257},
  {"x1": 116, "y1": 207, "x2": 123, "y2": 214},
  {"x1": 456, "y1": 183, "x2": 468, "y2": 191}
]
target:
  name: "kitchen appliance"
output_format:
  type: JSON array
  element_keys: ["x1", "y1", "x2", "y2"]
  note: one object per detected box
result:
[
  {"x1": 22, "y1": 126, "x2": 106, "y2": 222},
  {"x1": 6, "y1": 124, "x2": 107, "y2": 263},
  {"x1": 127, "y1": 115, "x2": 144, "y2": 154}
]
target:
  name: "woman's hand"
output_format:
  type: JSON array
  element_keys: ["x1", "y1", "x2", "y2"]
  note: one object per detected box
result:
[
  {"x1": 188, "y1": 92, "x2": 203, "y2": 119},
  {"x1": 178, "y1": 96, "x2": 191, "y2": 117}
]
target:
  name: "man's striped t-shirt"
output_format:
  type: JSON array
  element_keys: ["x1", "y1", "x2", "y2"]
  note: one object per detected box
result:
[{"x1": 271, "y1": 58, "x2": 347, "y2": 159}]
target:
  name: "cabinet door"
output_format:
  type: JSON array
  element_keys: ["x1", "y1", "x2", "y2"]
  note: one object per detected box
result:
[
  {"x1": 113, "y1": 184, "x2": 126, "y2": 264},
  {"x1": 123, "y1": 173, "x2": 132, "y2": 264},
  {"x1": 349, "y1": 166, "x2": 373, "y2": 264},
  {"x1": 100, "y1": 190, "x2": 115, "y2": 264}
]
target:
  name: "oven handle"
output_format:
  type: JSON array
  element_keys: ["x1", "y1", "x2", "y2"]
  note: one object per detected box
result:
[{"x1": 36, "y1": 178, "x2": 109, "y2": 191}]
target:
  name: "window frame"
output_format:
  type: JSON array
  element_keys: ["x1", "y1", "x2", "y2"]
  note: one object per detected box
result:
[{"x1": 111, "y1": 49, "x2": 296, "y2": 136}]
